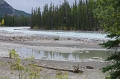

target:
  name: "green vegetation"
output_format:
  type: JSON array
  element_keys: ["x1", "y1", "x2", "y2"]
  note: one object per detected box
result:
[
  {"x1": 0, "y1": 19, "x2": 4, "y2": 26},
  {"x1": 0, "y1": 2, "x2": 13, "y2": 17},
  {"x1": 0, "y1": 15, "x2": 30, "y2": 26},
  {"x1": 9, "y1": 49, "x2": 17, "y2": 59},
  {"x1": 54, "y1": 36, "x2": 60, "y2": 40},
  {"x1": 4, "y1": 49, "x2": 70, "y2": 79},
  {"x1": 94, "y1": 0, "x2": 120, "y2": 79},
  {"x1": 0, "y1": 0, "x2": 30, "y2": 17},
  {"x1": 31, "y1": 0, "x2": 99, "y2": 31},
  {"x1": 9, "y1": 49, "x2": 42, "y2": 79},
  {"x1": 15, "y1": 9, "x2": 31, "y2": 17},
  {"x1": 55, "y1": 71, "x2": 69, "y2": 79},
  {"x1": 0, "y1": 0, "x2": 31, "y2": 17},
  {"x1": 0, "y1": 0, "x2": 30, "y2": 26},
  {"x1": 67, "y1": 37, "x2": 71, "y2": 40}
]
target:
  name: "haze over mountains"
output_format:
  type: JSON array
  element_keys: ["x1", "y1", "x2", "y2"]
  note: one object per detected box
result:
[{"x1": 0, "y1": 0, "x2": 30, "y2": 17}]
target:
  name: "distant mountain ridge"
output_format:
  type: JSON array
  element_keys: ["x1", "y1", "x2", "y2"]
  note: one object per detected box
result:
[{"x1": 0, "y1": 0, "x2": 31, "y2": 17}]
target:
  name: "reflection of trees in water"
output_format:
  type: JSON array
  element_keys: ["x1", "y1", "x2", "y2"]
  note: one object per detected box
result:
[
  {"x1": 51, "y1": 51, "x2": 58, "y2": 59},
  {"x1": 36, "y1": 50, "x2": 42, "y2": 58},
  {"x1": 55, "y1": 52, "x2": 59, "y2": 57},
  {"x1": 37, "y1": 50, "x2": 41, "y2": 54},
  {"x1": 44, "y1": 51, "x2": 49, "y2": 58},
  {"x1": 72, "y1": 52, "x2": 88, "y2": 61},
  {"x1": 44, "y1": 51, "x2": 59, "y2": 59},
  {"x1": 59, "y1": 53, "x2": 62, "y2": 60},
  {"x1": 59, "y1": 53, "x2": 69, "y2": 60},
  {"x1": 71, "y1": 50, "x2": 109, "y2": 61},
  {"x1": 49, "y1": 51, "x2": 53, "y2": 59},
  {"x1": 78, "y1": 53, "x2": 82, "y2": 60},
  {"x1": 85, "y1": 50, "x2": 108, "y2": 59},
  {"x1": 34, "y1": 50, "x2": 109, "y2": 60},
  {"x1": 72, "y1": 53, "x2": 77, "y2": 60}
]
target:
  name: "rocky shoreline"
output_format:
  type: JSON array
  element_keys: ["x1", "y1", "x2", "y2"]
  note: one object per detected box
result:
[
  {"x1": 0, "y1": 30, "x2": 107, "y2": 43},
  {"x1": 0, "y1": 30, "x2": 108, "y2": 79}
]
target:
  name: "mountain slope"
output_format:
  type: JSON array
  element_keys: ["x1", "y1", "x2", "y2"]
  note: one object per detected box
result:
[
  {"x1": 0, "y1": 0, "x2": 30, "y2": 17},
  {"x1": 15, "y1": 9, "x2": 31, "y2": 17},
  {"x1": 0, "y1": 0, "x2": 15, "y2": 16}
]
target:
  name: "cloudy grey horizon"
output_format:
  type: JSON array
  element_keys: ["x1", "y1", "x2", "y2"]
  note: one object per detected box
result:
[{"x1": 5, "y1": 0, "x2": 78, "y2": 14}]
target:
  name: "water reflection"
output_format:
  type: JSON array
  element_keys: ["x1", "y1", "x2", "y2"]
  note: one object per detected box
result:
[{"x1": 15, "y1": 47, "x2": 111, "y2": 62}]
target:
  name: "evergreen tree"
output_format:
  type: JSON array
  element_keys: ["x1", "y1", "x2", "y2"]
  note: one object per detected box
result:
[
  {"x1": 72, "y1": 0, "x2": 77, "y2": 30},
  {"x1": 31, "y1": 8, "x2": 34, "y2": 29},
  {"x1": 48, "y1": 2, "x2": 53, "y2": 29},
  {"x1": 31, "y1": 0, "x2": 99, "y2": 31},
  {"x1": 42, "y1": 4, "x2": 49, "y2": 29},
  {"x1": 4, "y1": 14, "x2": 30, "y2": 27},
  {"x1": 94, "y1": 0, "x2": 120, "y2": 79},
  {"x1": 37, "y1": 7, "x2": 42, "y2": 29}
]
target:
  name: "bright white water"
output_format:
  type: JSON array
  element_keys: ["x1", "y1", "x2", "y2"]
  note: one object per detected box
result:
[{"x1": 0, "y1": 27, "x2": 108, "y2": 40}]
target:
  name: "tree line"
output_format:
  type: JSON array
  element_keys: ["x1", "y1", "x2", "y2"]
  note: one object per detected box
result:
[
  {"x1": 0, "y1": 0, "x2": 101, "y2": 31},
  {"x1": 4, "y1": 15, "x2": 30, "y2": 26},
  {"x1": 0, "y1": 15, "x2": 30, "y2": 26},
  {"x1": 31, "y1": 0, "x2": 100, "y2": 31}
]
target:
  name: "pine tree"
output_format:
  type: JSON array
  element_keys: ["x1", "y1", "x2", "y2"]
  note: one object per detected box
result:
[
  {"x1": 42, "y1": 4, "x2": 49, "y2": 29},
  {"x1": 94, "y1": 0, "x2": 120, "y2": 79},
  {"x1": 38, "y1": 7, "x2": 42, "y2": 29},
  {"x1": 31, "y1": 8, "x2": 34, "y2": 29},
  {"x1": 30, "y1": 0, "x2": 99, "y2": 31}
]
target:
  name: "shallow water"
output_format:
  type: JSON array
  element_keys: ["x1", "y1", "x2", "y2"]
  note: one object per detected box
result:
[
  {"x1": 0, "y1": 27, "x2": 109, "y2": 40},
  {"x1": 15, "y1": 47, "x2": 111, "y2": 62}
]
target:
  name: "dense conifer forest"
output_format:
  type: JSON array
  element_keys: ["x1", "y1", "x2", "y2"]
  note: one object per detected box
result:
[
  {"x1": 2, "y1": 15, "x2": 30, "y2": 26},
  {"x1": 31, "y1": 0, "x2": 100, "y2": 31},
  {"x1": 0, "y1": 0, "x2": 101, "y2": 31}
]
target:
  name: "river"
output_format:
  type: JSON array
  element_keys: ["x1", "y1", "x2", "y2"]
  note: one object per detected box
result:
[
  {"x1": 0, "y1": 27, "x2": 109, "y2": 40},
  {"x1": 0, "y1": 27, "x2": 111, "y2": 61}
]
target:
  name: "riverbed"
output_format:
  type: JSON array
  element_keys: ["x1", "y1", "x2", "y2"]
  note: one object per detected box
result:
[{"x1": 0, "y1": 27, "x2": 109, "y2": 79}]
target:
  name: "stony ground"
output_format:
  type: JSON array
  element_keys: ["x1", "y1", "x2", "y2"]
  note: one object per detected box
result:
[{"x1": 0, "y1": 30, "x2": 108, "y2": 79}]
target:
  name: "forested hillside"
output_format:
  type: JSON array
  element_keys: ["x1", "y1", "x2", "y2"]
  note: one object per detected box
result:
[
  {"x1": 31, "y1": 0, "x2": 100, "y2": 31},
  {"x1": 0, "y1": 0, "x2": 30, "y2": 26},
  {"x1": 0, "y1": 0, "x2": 30, "y2": 17}
]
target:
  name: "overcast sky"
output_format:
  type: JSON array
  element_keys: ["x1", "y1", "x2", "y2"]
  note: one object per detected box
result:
[{"x1": 5, "y1": 0, "x2": 77, "y2": 13}]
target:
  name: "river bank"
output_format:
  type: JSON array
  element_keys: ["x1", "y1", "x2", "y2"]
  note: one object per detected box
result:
[{"x1": 0, "y1": 28, "x2": 109, "y2": 79}]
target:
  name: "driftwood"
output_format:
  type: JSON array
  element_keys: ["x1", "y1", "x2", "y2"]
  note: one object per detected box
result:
[
  {"x1": 73, "y1": 64, "x2": 83, "y2": 73},
  {"x1": 36, "y1": 64, "x2": 83, "y2": 73},
  {"x1": 86, "y1": 66, "x2": 94, "y2": 69}
]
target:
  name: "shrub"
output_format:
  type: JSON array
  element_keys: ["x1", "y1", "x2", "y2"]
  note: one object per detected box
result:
[
  {"x1": 54, "y1": 36, "x2": 60, "y2": 41},
  {"x1": 67, "y1": 37, "x2": 71, "y2": 40}
]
